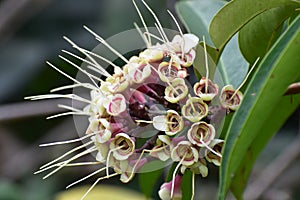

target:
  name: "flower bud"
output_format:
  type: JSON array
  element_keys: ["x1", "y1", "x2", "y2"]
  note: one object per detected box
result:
[
  {"x1": 110, "y1": 133, "x2": 135, "y2": 160},
  {"x1": 158, "y1": 175, "x2": 182, "y2": 200},
  {"x1": 150, "y1": 135, "x2": 172, "y2": 161},
  {"x1": 158, "y1": 61, "x2": 181, "y2": 82},
  {"x1": 164, "y1": 78, "x2": 188, "y2": 103},
  {"x1": 205, "y1": 139, "x2": 224, "y2": 166},
  {"x1": 219, "y1": 85, "x2": 243, "y2": 111},
  {"x1": 187, "y1": 121, "x2": 215, "y2": 147},
  {"x1": 104, "y1": 94, "x2": 126, "y2": 116},
  {"x1": 182, "y1": 96, "x2": 208, "y2": 122},
  {"x1": 153, "y1": 110, "x2": 183, "y2": 136},
  {"x1": 194, "y1": 77, "x2": 219, "y2": 101},
  {"x1": 171, "y1": 141, "x2": 198, "y2": 166}
]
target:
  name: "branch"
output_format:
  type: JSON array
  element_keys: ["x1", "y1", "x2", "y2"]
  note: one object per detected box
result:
[{"x1": 0, "y1": 99, "x2": 70, "y2": 121}]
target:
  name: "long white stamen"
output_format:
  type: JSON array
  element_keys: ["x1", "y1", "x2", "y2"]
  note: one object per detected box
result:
[
  {"x1": 203, "y1": 36, "x2": 209, "y2": 93},
  {"x1": 80, "y1": 173, "x2": 119, "y2": 200},
  {"x1": 83, "y1": 26, "x2": 130, "y2": 64},
  {"x1": 64, "y1": 43, "x2": 118, "y2": 75},
  {"x1": 64, "y1": 36, "x2": 113, "y2": 77},
  {"x1": 128, "y1": 150, "x2": 145, "y2": 181},
  {"x1": 141, "y1": 0, "x2": 169, "y2": 44},
  {"x1": 26, "y1": 94, "x2": 92, "y2": 104},
  {"x1": 50, "y1": 83, "x2": 97, "y2": 93},
  {"x1": 187, "y1": 94, "x2": 197, "y2": 113},
  {"x1": 58, "y1": 104, "x2": 84, "y2": 112},
  {"x1": 134, "y1": 23, "x2": 150, "y2": 48},
  {"x1": 171, "y1": 153, "x2": 187, "y2": 198},
  {"x1": 132, "y1": 0, "x2": 151, "y2": 46},
  {"x1": 154, "y1": 23, "x2": 167, "y2": 45},
  {"x1": 167, "y1": 10, "x2": 185, "y2": 57},
  {"x1": 46, "y1": 111, "x2": 89, "y2": 119},
  {"x1": 106, "y1": 145, "x2": 125, "y2": 177},
  {"x1": 149, "y1": 64, "x2": 179, "y2": 96},
  {"x1": 229, "y1": 57, "x2": 260, "y2": 101},
  {"x1": 62, "y1": 50, "x2": 110, "y2": 78},
  {"x1": 81, "y1": 48, "x2": 119, "y2": 69},
  {"x1": 39, "y1": 140, "x2": 94, "y2": 169},
  {"x1": 35, "y1": 146, "x2": 96, "y2": 178},
  {"x1": 66, "y1": 166, "x2": 106, "y2": 189},
  {"x1": 35, "y1": 145, "x2": 96, "y2": 175},
  {"x1": 144, "y1": 32, "x2": 168, "y2": 46},
  {"x1": 63, "y1": 161, "x2": 102, "y2": 167},
  {"x1": 35, "y1": 160, "x2": 101, "y2": 174},
  {"x1": 46, "y1": 61, "x2": 81, "y2": 84},
  {"x1": 191, "y1": 172, "x2": 195, "y2": 200},
  {"x1": 42, "y1": 147, "x2": 97, "y2": 179},
  {"x1": 59, "y1": 55, "x2": 102, "y2": 86},
  {"x1": 39, "y1": 132, "x2": 96, "y2": 147},
  {"x1": 200, "y1": 135, "x2": 222, "y2": 158}
]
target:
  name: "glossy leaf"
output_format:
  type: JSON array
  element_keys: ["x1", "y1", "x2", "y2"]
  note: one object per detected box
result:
[
  {"x1": 175, "y1": 0, "x2": 226, "y2": 46},
  {"x1": 209, "y1": 0, "x2": 300, "y2": 51},
  {"x1": 218, "y1": 15, "x2": 300, "y2": 200},
  {"x1": 239, "y1": 6, "x2": 299, "y2": 63},
  {"x1": 194, "y1": 42, "x2": 218, "y2": 80},
  {"x1": 181, "y1": 170, "x2": 193, "y2": 200},
  {"x1": 176, "y1": 0, "x2": 248, "y2": 88},
  {"x1": 230, "y1": 94, "x2": 300, "y2": 199},
  {"x1": 139, "y1": 167, "x2": 163, "y2": 198}
]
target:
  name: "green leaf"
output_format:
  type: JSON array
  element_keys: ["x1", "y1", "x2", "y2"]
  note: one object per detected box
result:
[
  {"x1": 209, "y1": 0, "x2": 300, "y2": 51},
  {"x1": 230, "y1": 94, "x2": 300, "y2": 199},
  {"x1": 181, "y1": 170, "x2": 193, "y2": 200},
  {"x1": 194, "y1": 42, "x2": 218, "y2": 80},
  {"x1": 176, "y1": 0, "x2": 249, "y2": 88},
  {"x1": 175, "y1": 0, "x2": 227, "y2": 46},
  {"x1": 218, "y1": 15, "x2": 300, "y2": 200},
  {"x1": 139, "y1": 168, "x2": 163, "y2": 198},
  {"x1": 239, "y1": 6, "x2": 299, "y2": 63}
]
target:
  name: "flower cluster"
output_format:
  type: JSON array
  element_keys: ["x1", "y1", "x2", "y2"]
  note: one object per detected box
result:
[{"x1": 30, "y1": 1, "x2": 245, "y2": 199}]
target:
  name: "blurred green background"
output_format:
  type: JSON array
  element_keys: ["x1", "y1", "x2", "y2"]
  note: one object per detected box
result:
[{"x1": 0, "y1": 0, "x2": 298, "y2": 200}]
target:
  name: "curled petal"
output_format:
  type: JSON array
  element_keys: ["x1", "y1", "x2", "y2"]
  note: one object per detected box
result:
[
  {"x1": 175, "y1": 49, "x2": 196, "y2": 67},
  {"x1": 182, "y1": 97, "x2": 208, "y2": 122},
  {"x1": 139, "y1": 49, "x2": 164, "y2": 63},
  {"x1": 158, "y1": 175, "x2": 182, "y2": 200},
  {"x1": 164, "y1": 78, "x2": 188, "y2": 103},
  {"x1": 153, "y1": 110, "x2": 184, "y2": 136},
  {"x1": 104, "y1": 94, "x2": 126, "y2": 116},
  {"x1": 187, "y1": 122, "x2": 215, "y2": 147},
  {"x1": 171, "y1": 141, "x2": 198, "y2": 166},
  {"x1": 150, "y1": 135, "x2": 172, "y2": 161},
  {"x1": 219, "y1": 85, "x2": 243, "y2": 111},
  {"x1": 110, "y1": 133, "x2": 135, "y2": 160},
  {"x1": 181, "y1": 159, "x2": 208, "y2": 177},
  {"x1": 205, "y1": 139, "x2": 224, "y2": 166},
  {"x1": 91, "y1": 137, "x2": 109, "y2": 162},
  {"x1": 194, "y1": 77, "x2": 219, "y2": 101},
  {"x1": 183, "y1": 34, "x2": 199, "y2": 53},
  {"x1": 101, "y1": 70, "x2": 129, "y2": 94},
  {"x1": 158, "y1": 61, "x2": 181, "y2": 82},
  {"x1": 171, "y1": 34, "x2": 199, "y2": 53},
  {"x1": 129, "y1": 63, "x2": 152, "y2": 83},
  {"x1": 87, "y1": 117, "x2": 111, "y2": 143},
  {"x1": 86, "y1": 90, "x2": 107, "y2": 116}
]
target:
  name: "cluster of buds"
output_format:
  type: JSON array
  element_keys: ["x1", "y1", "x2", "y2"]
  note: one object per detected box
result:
[{"x1": 30, "y1": 1, "x2": 246, "y2": 199}]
